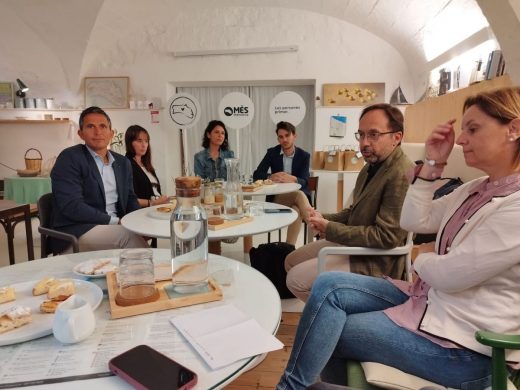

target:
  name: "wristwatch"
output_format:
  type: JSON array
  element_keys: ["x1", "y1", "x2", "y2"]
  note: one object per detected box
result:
[{"x1": 424, "y1": 158, "x2": 447, "y2": 167}]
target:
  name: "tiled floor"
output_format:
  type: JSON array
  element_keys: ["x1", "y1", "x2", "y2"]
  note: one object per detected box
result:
[{"x1": 0, "y1": 218, "x2": 305, "y2": 312}]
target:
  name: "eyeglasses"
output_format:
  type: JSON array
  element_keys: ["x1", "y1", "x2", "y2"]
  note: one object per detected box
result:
[{"x1": 354, "y1": 131, "x2": 398, "y2": 142}]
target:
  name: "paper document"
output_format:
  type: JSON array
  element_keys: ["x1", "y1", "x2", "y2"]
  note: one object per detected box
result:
[{"x1": 170, "y1": 303, "x2": 283, "y2": 369}]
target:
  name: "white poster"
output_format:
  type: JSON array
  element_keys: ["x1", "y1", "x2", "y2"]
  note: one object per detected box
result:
[
  {"x1": 330, "y1": 115, "x2": 347, "y2": 137},
  {"x1": 218, "y1": 92, "x2": 254, "y2": 129},
  {"x1": 269, "y1": 91, "x2": 306, "y2": 126},
  {"x1": 167, "y1": 93, "x2": 201, "y2": 129}
]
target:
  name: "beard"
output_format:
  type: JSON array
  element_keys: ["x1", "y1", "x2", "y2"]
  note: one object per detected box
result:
[{"x1": 361, "y1": 147, "x2": 380, "y2": 164}]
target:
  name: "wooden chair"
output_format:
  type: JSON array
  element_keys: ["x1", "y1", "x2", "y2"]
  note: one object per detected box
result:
[
  {"x1": 0, "y1": 200, "x2": 35, "y2": 264},
  {"x1": 37, "y1": 193, "x2": 79, "y2": 257}
]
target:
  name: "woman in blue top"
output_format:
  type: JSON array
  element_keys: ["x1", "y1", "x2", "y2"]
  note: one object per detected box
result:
[{"x1": 194, "y1": 120, "x2": 234, "y2": 180}]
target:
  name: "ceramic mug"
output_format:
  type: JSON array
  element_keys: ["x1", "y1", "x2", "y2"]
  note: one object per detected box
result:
[{"x1": 52, "y1": 295, "x2": 96, "y2": 344}]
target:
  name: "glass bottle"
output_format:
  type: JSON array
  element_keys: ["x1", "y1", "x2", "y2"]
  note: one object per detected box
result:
[
  {"x1": 224, "y1": 158, "x2": 244, "y2": 220},
  {"x1": 170, "y1": 176, "x2": 208, "y2": 291}
]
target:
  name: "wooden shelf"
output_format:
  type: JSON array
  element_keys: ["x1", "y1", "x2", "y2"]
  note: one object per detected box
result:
[
  {"x1": 0, "y1": 119, "x2": 72, "y2": 124},
  {"x1": 403, "y1": 75, "x2": 512, "y2": 143}
]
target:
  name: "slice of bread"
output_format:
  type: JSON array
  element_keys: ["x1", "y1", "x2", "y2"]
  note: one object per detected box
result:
[
  {"x1": 0, "y1": 287, "x2": 16, "y2": 304},
  {"x1": 0, "y1": 306, "x2": 32, "y2": 334},
  {"x1": 32, "y1": 277, "x2": 58, "y2": 296},
  {"x1": 39, "y1": 300, "x2": 63, "y2": 314},
  {"x1": 47, "y1": 280, "x2": 75, "y2": 301}
]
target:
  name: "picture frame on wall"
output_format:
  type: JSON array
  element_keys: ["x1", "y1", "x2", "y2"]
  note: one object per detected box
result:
[
  {"x1": 323, "y1": 83, "x2": 385, "y2": 106},
  {"x1": 0, "y1": 81, "x2": 14, "y2": 106},
  {"x1": 84, "y1": 77, "x2": 129, "y2": 109}
]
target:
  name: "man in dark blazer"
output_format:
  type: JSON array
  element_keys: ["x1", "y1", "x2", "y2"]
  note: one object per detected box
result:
[
  {"x1": 51, "y1": 106, "x2": 147, "y2": 253},
  {"x1": 285, "y1": 104, "x2": 414, "y2": 301},
  {"x1": 253, "y1": 121, "x2": 311, "y2": 244}
]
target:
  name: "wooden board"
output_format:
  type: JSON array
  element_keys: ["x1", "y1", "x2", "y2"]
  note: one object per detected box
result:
[
  {"x1": 404, "y1": 75, "x2": 511, "y2": 143},
  {"x1": 106, "y1": 271, "x2": 223, "y2": 319},
  {"x1": 242, "y1": 184, "x2": 263, "y2": 192},
  {"x1": 208, "y1": 215, "x2": 253, "y2": 231}
]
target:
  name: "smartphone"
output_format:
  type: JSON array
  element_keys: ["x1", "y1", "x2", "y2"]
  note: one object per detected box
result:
[
  {"x1": 264, "y1": 208, "x2": 292, "y2": 213},
  {"x1": 108, "y1": 345, "x2": 197, "y2": 390}
]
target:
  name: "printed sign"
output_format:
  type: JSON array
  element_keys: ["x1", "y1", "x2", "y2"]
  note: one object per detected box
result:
[
  {"x1": 167, "y1": 93, "x2": 201, "y2": 129},
  {"x1": 269, "y1": 91, "x2": 306, "y2": 126},
  {"x1": 218, "y1": 92, "x2": 254, "y2": 129}
]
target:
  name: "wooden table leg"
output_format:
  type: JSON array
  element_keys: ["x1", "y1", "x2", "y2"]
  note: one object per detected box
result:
[
  {"x1": 243, "y1": 235, "x2": 253, "y2": 254},
  {"x1": 23, "y1": 207, "x2": 34, "y2": 261},
  {"x1": 337, "y1": 172, "x2": 344, "y2": 212},
  {"x1": 208, "y1": 240, "x2": 222, "y2": 255},
  {"x1": 6, "y1": 218, "x2": 15, "y2": 265}
]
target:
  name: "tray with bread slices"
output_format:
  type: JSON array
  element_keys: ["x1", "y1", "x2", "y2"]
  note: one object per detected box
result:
[{"x1": 0, "y1": 278, "x2": 102, "y2": 346}]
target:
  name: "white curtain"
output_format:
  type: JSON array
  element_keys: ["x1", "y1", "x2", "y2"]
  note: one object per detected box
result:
[{"x1": 177, "y1": 84, "x2": 314, "y2": 177}]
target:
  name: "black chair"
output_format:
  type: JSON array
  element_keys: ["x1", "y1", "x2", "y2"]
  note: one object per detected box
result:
[
  {"x1": 303, "y1": 176, "x2": 319, "y2": 244},
  {"x1": 37, "y1": 193, "x2": 79, "y2": 257}
]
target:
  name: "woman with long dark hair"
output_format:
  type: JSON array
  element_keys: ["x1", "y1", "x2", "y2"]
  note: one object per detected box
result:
[
  {"x1": 125, "y1": 125, "x2": 169, "y2": 207},
  {"x1": 194, "y1": 120, "x2": 234, "y2": 180}
]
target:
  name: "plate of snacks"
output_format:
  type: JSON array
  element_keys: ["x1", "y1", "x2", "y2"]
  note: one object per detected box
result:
[
  {"x1": 73, "y1": 258, "x2": 118, "y2": 278},
  {"x1": 0, "y1": 278, "x2": 103, "y2": 346},
  {"x1": 147, "y1": 204, "x2": 175, "y2": 220}
]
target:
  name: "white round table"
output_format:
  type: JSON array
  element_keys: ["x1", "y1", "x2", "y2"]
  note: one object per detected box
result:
[
  {"x1": 0, "y1": 249, "x2": 281, "y2": 390},
  {"x1": 121, "y1": 201, "x2": 298, "y2": 241}
]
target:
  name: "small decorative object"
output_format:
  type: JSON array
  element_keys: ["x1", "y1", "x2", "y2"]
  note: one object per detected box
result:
[
  {"x1": 438, "y1": 68, "x2": 451, "y2": 95},
  {"x1": 390, "y1": 85, "x2": 410, "y2": 105},
  {"x1": 15, "y1": 79, "x2": 29, "y2": 98},
  {"x1": 24, "y1": 148, "x2": 42, "y2": 172},
  {"x1": 84, "y1": 77, "x2": 129, "y2": 108},
  {"x1": 110, "y1": 129, "x2": 125, "y2": 154},
  {"x1": 323, "y1": 83, "x2": 385, "y2": 106},
  {"x1": 0, "y1": 81, "x2": 14, "y2": 106}
]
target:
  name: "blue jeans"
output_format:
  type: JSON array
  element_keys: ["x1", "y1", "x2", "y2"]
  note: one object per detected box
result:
[{"x1": 277, "y1": 272, "x2": 491, "y2": 390}]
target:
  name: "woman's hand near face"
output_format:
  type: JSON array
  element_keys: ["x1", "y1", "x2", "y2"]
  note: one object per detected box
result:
[{"x1": 425, "y1": 119, "x2": 456, "y2": 163}]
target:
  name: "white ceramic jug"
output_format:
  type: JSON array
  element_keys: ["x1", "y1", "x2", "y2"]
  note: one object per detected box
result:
[{"x1": 52, "y1": 295, "x2": 96, "y2": 344}]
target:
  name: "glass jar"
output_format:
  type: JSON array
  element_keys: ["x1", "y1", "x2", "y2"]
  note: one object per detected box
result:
[
  {"x1": 170, "y1": 176, "x2": 208, "y2": 290},
  {"x1": 214, "y1": 180, "x2": 225, "y2": 204},
  {"x1": 224, "y1": 158, "x2": 244, "y2": 220},
  {"x1": 203, "y1": 182, "x2": 215, "y2": 204},
  {"x1": 117, "y1": 248, "x2": 158, "y2": 306}
]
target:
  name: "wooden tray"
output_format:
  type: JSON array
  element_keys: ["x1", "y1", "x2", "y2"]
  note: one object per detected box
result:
[
  {"x1": 106, "y1": 271, "x2": 223, "y2": 319},
  {"x1": 208, "y1": 215, "x2": 253, "y2": 231},
  {"x1": 242, "y1": 184, "x2": 263, "y2": 192}
]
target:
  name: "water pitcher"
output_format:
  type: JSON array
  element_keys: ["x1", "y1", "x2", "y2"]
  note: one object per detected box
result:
[
  {"x1": 170, "y1": 176, "x2": 208, "y2": 290},
  {"x1": 224, "y1": 158, "x2": 244, "y2": 220}
]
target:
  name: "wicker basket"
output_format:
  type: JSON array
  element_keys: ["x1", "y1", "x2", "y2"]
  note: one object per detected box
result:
[{"x1": 24, "y1": 148, "x2": 42, "y2": 172}]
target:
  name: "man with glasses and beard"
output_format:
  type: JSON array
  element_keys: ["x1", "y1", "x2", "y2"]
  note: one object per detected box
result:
[{"x1": 285, "y1": 103, "x2": 414, "y2": 301}]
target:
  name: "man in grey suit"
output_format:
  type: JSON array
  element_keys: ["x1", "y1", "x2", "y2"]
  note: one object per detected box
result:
[
  {"x1": 51, "y1": 106, "x2": 147, "y2": 252},
  {"x1": 286, "y1": 103, "x2": 413, "y2": 301}
]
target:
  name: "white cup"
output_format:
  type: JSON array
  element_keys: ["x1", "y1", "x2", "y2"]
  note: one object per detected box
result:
[{"x1": 52, "y1": 295, "x2": 96, "y2": 344}]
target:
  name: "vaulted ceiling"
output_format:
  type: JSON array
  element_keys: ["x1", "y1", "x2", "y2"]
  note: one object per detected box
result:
[{"x1": 1, "y1": 0, "x2": 518, "y2": 93}]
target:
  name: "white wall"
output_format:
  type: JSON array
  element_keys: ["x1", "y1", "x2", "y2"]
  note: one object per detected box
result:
[{"x1": 0, "y1": 5, "x2": 413, "y2": 210}]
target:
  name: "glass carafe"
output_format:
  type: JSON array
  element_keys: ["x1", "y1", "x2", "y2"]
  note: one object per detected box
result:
[
  {"x1": 170, "y1": 176, "x2": 208, "y2": 290},
  {"x1": 224, "y1": 158, "x2": 244, "y2": 220}
]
